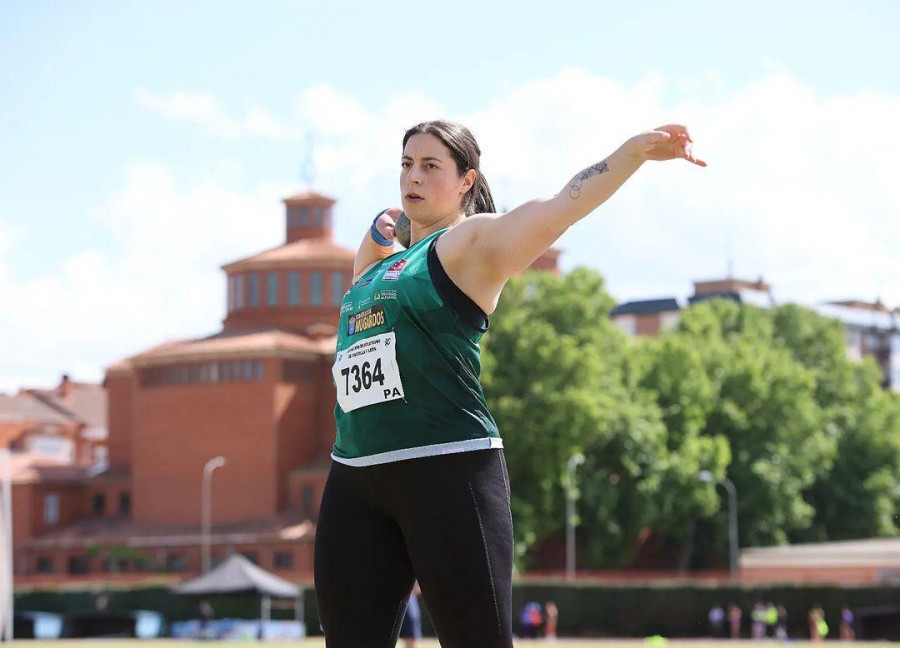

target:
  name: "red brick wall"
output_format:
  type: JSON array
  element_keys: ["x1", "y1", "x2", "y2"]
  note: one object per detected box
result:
[
  {"x1": 741, "y1": 566, "x2": 881, "y2": 584},
  {"x1": 106, "y1": 370, "x2": 136, "y2": 468},
  {"x1": 273, "y1": 374, "x2": 320, "y2": 510},
  {"x1": 131, "y1": 378, "x2": 277, "y2": 526}
]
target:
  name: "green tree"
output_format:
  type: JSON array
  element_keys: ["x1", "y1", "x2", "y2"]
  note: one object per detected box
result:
[
  {"x1": 482, "y1": 268, "x2": 657, "y2": 566},
  {"x1": 654, "y1": 300, "x2": 834, "y2": 555}
]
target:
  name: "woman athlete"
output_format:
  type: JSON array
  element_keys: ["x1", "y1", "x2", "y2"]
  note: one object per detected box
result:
[{"x1": 314, "y1": 120, "x2": 705, "y2": 647}]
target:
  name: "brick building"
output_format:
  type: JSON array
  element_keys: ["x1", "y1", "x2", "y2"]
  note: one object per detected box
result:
[
  {"x1": 6, "y1": 191, "x2": 562, "y2": 585},
  {"x1": 9, "y1": 191, "x2": 353, "y2": 582}
]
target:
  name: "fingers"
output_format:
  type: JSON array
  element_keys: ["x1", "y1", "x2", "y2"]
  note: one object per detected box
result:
[{"x1": 654, "y1": 124, "x2": 693, "y2": 142}]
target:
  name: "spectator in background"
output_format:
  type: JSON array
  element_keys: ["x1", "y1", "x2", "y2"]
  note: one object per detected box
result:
[
  {"x1": 544, "y1": 601, "x2": 558, "y2": 640},
  {"x1": 399, "y1": 584, "x2": 423, "y2": 648},
  {"x1": 708, "y1": 604, "x2": 725, "y2": 638},
  {"x1": 198, "y1": 599, "x2": 214, "y2": 640},
  {"x1": 728, "y1": 603, "x2": 742, "y2": 639},
  {"x1": 751, "y1": 602, "x2": 766, "y2": 639},
  {"x1": 776, "y1": 604, "x2": 788, "y2": 641},
  {"x1": 765, "y1": 602, "x2": 779, "y2": 638},
  {"x1": 519, "y1": 602, "x2": 542, "y2": 639},
  {"x1": 840, "y1": 607, "x2": 855, "y2": 641},
  {"x1": 809, "y1": 605, "x2": 828, "y2": 642}
]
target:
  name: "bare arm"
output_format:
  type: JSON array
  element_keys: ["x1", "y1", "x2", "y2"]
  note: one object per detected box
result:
[{"x1": 438, "y1": 125, "x2": 705, "y2": 311}]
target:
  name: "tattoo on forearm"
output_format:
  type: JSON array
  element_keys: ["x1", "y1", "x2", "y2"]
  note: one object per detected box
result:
[{"x1": 568, "y1": 161, "x2": 609, "y2": 199}]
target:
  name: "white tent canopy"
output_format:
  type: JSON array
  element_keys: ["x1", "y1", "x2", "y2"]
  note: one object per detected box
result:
[{"x1": 172, "y1": 553, "x2": 300, "y2": 598}]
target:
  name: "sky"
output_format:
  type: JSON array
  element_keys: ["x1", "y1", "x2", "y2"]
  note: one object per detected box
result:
[{"x1": 2, "y1": 0, "x2": 899, "y2": 392}]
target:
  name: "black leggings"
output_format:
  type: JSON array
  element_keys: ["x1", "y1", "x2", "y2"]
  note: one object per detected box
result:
[{"x1": 314, "y1": 448, "x2": 514, "y2": 647}]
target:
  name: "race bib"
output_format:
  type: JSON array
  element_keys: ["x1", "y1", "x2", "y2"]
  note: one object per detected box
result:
[{"x1": 332, "y1": 332, "x2": 405, "y2": 412}]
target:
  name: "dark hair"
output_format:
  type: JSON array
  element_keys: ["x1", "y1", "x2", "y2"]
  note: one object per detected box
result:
[{"x1": 402, "y1": 120, "x2": 496, "y2": 216}]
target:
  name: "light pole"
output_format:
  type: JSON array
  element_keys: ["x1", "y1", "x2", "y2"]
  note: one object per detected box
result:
[
  {"x1": 1, "y1": 449, "x2": 13, "y2": 642},
  {"x1": 565, "y1": 452, "x2": 585, "y2": 582},
  {"x1": 699, "y1": 470, "x2": 739, "y2": 577},
  {"x1": 201, "y1": 456, "x2": 226, "y2": 573}
]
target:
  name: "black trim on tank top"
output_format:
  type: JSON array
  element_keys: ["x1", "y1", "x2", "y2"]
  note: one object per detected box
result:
[{"x1": 427, "y1": 238, "x2": 489, "y2": 332}]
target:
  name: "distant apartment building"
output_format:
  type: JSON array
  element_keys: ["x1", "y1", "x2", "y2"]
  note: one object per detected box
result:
[{"x1": 610, "y1": 276, "x2": 900, "y2": 391}]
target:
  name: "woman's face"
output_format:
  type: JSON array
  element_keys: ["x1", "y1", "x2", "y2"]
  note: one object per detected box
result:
[{"x1": 401, "y1": 133, "x2": 475, "y2": 224}]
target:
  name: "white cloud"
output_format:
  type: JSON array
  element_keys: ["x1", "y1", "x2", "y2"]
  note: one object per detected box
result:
[
  {"x1": 134, "y1": 88, "x2": 297, "y2": 140},
  {"x1": 0, "y1": 164, "x2": 295, "y2": 392},
  {"x1": 3, "y1": 68, "x2": 899, "y2": 392}
]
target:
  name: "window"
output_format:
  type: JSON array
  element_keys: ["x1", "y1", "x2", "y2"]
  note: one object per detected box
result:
[
  {"x1": 44, "y1": 493, "x2": 60, "y2": 525},
  {"x1": 267, "y1": 272, "x2": 279, "y2": 306},
  {"x1": 274, "y1": 551, "x2": 293, "y2": 569},
  {"x1": 67, "y1": 555, "x2": 89, "y2": 575},
  {"x1": 252, "y1": 360, "x2": 263, "y2": 381},
  {"x1": 119, "y1": 491, "x2": 131, "y2": 515},
  {"x1": 35, "y1": 556, "x2": 54, "y2": 574},
  {"x1": 288, "y1": 271, "x2": 301, "y2": 305},
  {"x1": 313, "y1": 206, "x2": 323, "y2": 227},
  {"x1": 299, "y1": 206, "x2": 309, "y2": 226},
  {"x1": 92, "y1": 493, "x2": 106, "y2": 516},
  {"x1": 234, "y1": 275, "x2": 245, "y2": 309},
  {"x1": 227, "y1": 276, "x2": 235, "y2": 312},
  {"x1": 310, "y1": 272, "x2": 323, "y2": 305},
  {"x1": 242, "y1": 360, "x2": 252, "y2": 380},
  {"x1": 331, "y1": 272, "x2": 345, "y2": 306},
  {"x1": 248, "y1": 273, "x2": 260, "y2": 307}
]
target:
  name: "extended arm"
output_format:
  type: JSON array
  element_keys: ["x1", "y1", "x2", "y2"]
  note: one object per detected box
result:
[{"x1": 438, "y1": 125, "x2": 705, "y2": 311}]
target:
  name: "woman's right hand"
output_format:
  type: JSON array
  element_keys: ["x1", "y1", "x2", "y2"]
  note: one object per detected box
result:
[{"x1": 374, "y1": 207, "x2": 404, "y2": 243}]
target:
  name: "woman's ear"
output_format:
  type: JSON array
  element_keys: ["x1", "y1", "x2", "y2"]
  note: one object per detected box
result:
[{"x1": 460, "y1": 168, "x2": 477, "y2": 194}]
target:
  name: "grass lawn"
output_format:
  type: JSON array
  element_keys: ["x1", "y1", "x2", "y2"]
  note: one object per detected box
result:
[{"x1": 9, "y1": 641, "x2": 900, "y2": 647}]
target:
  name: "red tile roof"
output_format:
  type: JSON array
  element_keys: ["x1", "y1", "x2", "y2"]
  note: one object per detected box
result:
[
  {"x1": 0, "y1": 393, "x2": 70, "y2": 425},
  {"x1": 221, "y1": 238, "x2": 354, "y2": 271},
  {"x1": 114, "y1": 328, "x2": 337, "y2": 367},
  {"x1": 27, "y1": 380, "x2": 107, "y2": 431},
  {"x1": 9, "y1": 452, "x2": 89, "y2": 484},
  {"x1": 283, "y1": 190, "x2": 335, "y2": 203}
]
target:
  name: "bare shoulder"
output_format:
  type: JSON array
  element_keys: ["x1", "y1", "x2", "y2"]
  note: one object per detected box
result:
[{"x1": 435, "y1": 213, "x2": 500, "y2": 262}]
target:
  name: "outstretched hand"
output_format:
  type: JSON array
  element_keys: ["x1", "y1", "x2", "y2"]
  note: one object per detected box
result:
[{"x1": 633, "y1": 124, "x2": 707, "y2": 167}]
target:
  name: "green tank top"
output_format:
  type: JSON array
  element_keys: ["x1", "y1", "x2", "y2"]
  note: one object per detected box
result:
[{"x1": 331, "y1": 228, "x2": 501, "y2": 466}]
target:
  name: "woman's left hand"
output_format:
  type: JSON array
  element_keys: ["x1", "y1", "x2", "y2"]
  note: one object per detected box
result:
[{"x1": 632, "y1": 124, "x2": 707, "y2": 167}]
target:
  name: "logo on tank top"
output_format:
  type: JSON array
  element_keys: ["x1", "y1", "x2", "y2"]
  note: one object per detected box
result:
[
  {"x1": 382, "y1": 259, "x2": 408, "y2": 281},
  {"x1": 347, "y1": 304, "x2": 386, "y2": 336},
  {"x1": 346, "y1": 277, "x2": 374, "y2": 296}
]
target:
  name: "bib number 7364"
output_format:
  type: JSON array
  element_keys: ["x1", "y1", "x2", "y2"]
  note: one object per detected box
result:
[{"x1": 332, "y1": 332, "x2": 404, "y2": 412}]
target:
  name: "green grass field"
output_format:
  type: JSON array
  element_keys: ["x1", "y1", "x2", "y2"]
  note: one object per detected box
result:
[{"x1": 8, "y1": 641, "x2": 900, "y2": 647}]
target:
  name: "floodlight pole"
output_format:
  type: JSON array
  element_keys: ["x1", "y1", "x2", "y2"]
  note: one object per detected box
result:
[
  {"x1": 565, "y1": 452, "x2": 585, "y2": 582},
  {"x1": 201, "y1": 456, "x2": 226, "y2": 573},
  {"x1": 699, "y1": 470, "x2": 739, "y2": 577}
]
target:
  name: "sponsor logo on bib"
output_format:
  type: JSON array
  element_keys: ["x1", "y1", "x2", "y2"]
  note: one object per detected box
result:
[
  {"x1": 374, "y1": 289, "x2": 397, "y2": 301},
  {"x1": 347, "y1": 304, "x2": 386, "y2": 336},
  {"x1": 382, "y1": 259, "x2": 408, "y2": 281}
]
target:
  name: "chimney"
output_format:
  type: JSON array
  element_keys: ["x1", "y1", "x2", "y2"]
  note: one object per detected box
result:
[{"x1": 59, "y1": 374, "x2": 72, "y2": 400}]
